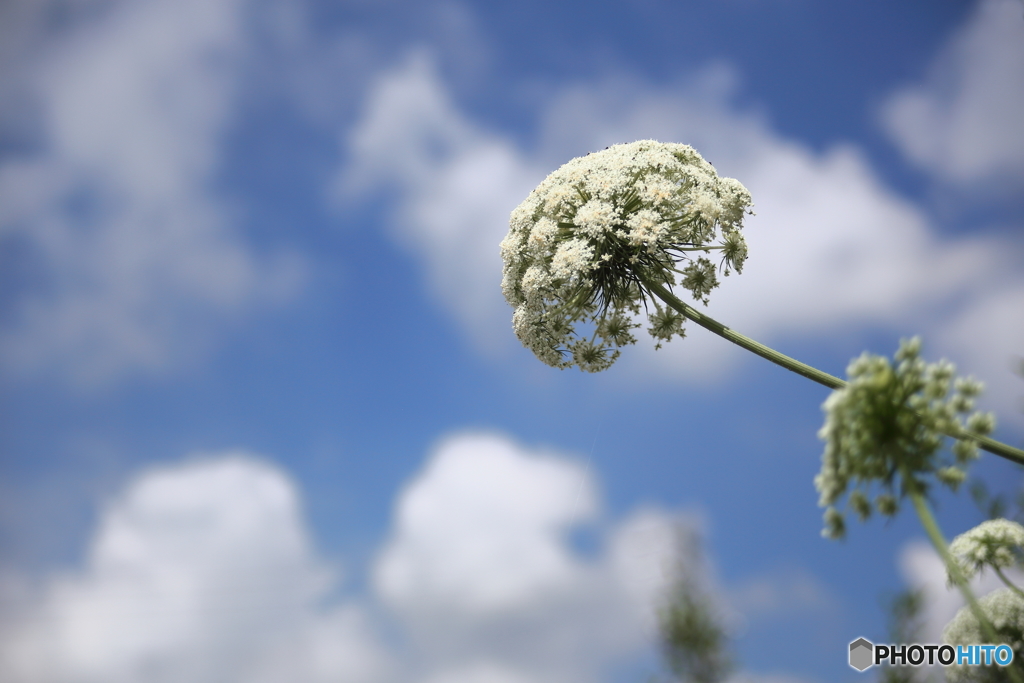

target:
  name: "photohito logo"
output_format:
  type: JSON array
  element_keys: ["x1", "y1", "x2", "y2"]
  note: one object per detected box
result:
[{"x1": 849, "y1": 637, "x2": 1015, "y2": 672}]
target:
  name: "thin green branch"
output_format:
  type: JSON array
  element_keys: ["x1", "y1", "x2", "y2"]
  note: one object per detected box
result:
[
  {"x1": 638, "y1": 274, "x2": 1024, "y2": 466},
  {"x1": 970, "y1": 434, "x2": 1024, "y2": 468},
  {"x1": 641, "y1": 276, "x2": 845, "y2": 389},
  {"x1": 641, "y1": 276, "x2": 1024, "y2": 467},
  {"x1": 994, "y1": 566, "x2": 1024, "y2": 600},
  {"x1": 671, "y1": 246, "x2": 723, "y2": 253}
]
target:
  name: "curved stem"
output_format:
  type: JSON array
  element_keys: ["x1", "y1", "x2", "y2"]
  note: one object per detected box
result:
[
  {"x1": 641, "y1": 276, "x2": 845, "y2": 390},
  {"x1": 909, "y1": 492, "x2": 1024, "y2": 682},
  {"x1": 641, "y1": 276, "x2": 1024, "y2": 467},
  {"x1": 910, "y1": 492, "x2": 993, "y2": 635},
  {"x1": 994, "y1": 566, "x2": 1024, "y2": 600}
]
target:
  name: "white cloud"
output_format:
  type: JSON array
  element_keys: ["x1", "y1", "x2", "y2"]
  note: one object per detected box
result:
[
  {"x1": 0, "y1": 0, "x2": 304, "y2": 386},
  {"x1": 338, "y1": 55, "x2": 1024, "y2": 417},
  {"x1": 373, "y1": 432, "x2": 686, "y2": 683},
  {"x1": 881, "y1": 0, "x2": 1024, "y2": 188},
  {"x1": 728, "y1": 565, "x2": 839, "y2": 622},
  {"x1": 418, "y1": 662, "x2": 537, "y2": 683},
  {"x1": 0, "y1": 440, "x2": 672, "y2": 683},
  {"x1": 0, "y1": 453, "x2": 390, "y2": 683},
  {"x1": 0, "y1": 436, "x2": 830, "y2": 683},
  {"x1": 932, "y1": 281, "x2": 1024, "y2": 415},
  {"x1": 336, "y1": 51, "x2": 542, "y2": 352},
  {"x1": 726, "y1": 676, "x2": 817, "y2": 683},
  {"x1": 375, "y1": 432, "x2": 602, "y2": 617}
]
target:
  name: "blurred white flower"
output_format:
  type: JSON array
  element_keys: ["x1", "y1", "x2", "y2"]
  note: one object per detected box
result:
[
  {"x1": 949, "y1": 519, "x2": 1024, "y2": 583},
  {"x1": 943, "y1": 587, "x2": 1024, "y2": 683}
]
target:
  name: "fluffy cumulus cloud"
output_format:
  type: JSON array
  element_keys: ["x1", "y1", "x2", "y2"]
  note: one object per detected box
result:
[
  {"x1": 0, "y1": 454, "x2": 389, "y2": 683},
  {"x1": 376, "y1": 433, "x2": 835, "y2": 683},
  {"x1": 0, "y1": 436, "x2": 833, "y2": 683},
  {"x1": 339, "y1": 53, "x2": 1024, "y2": 415},
  {"x1": 374, "y1": 432, "x2": 685, "y2": 683},
  {"x1": 881, "y1": 0, "x2": 1024, "y2": 188},
  {"x1": 0, "y1": 0, "x2": 303, "y2": 386}
]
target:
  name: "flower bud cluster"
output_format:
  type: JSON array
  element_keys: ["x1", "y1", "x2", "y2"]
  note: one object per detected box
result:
[
  {"x1": 815, "y1": 337, "x2": 996, "y2": 539},
  {"x1": 948, "y1": 519, "x2": 1024, "y2": 584},
  {"x1": 500, "y1": 140, "x2": 753, "y2": 372}
]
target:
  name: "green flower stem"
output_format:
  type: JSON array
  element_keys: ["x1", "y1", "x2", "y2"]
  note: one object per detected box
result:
[
  {"x1": 909, "y1": 491, "x2": 1024, "y2": 683},
  {"x1": 641, "y1": 277, "x2": 845, "y2": 389},
  {"x1": 994, "y1": 566, "x2": 1024, "y2": 601},
  {"x1": 642, "y1": 277, "x2": 1024, "y2": 467},
  {"x1": 970, "y1": 433, "x2": 1024, "y2": 468}
]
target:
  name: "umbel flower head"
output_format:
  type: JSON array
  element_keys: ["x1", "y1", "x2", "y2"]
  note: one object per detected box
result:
[
  {"x1": 500, "y1": 140, "x2": 753, "y2": 372},
  {"x1": 948, "y1": 519, "x2": 1024, "y2": 584},
  {"x1": 815, "y1": 337, "x2": 996, "y2": 539},
  {"x1": 943, "y1": 587, "x2": 1024, "y2": 683}
]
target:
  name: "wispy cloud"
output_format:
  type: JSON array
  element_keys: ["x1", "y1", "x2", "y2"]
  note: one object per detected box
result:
[
  {"x1": 881, "y1": 0, "x2": 1024, "y2": 189},
  {"x1": 336, "y1": 50, "x2": 539, "y2": 353},
  {"x1": 728, "y1": 565, "x2": 839, "y2": 623},
  {"x1": 0, "y1": 0, "x2": 304, "y2": 387}
]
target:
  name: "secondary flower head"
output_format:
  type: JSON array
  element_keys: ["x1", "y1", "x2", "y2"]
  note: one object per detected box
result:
[
  {"x1": 500, "y1": 140, "x2": 753, "y2": 372},
  {"x1": 815, "y1": 337, "x2": 996, "y2": 539},
  {"x1": 943, "y1": 587, "x2": 1024, "y2": 683},
  {"x1": 948, "y1": 519, "x2": 1024, "y2": 583}
]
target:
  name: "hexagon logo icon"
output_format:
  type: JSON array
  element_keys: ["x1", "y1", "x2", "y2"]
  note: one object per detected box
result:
[{"x1": 849, "y1": 637, "x2": 874, "y2": 671}]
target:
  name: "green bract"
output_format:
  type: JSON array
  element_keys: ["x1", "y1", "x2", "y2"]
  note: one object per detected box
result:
[
  {"x1": 500, "y1": 140, "x2": 753, "y2": 372},
  {"x1": 815, "y1": 337, "x2": 995, "y2": 539}
]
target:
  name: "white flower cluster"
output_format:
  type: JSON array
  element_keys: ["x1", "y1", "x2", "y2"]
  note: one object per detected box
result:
[
  {"x1": 943, "y1": 588, "x2": 1024, "y2": 683},
  {"x1": 500, "y1": 140, "x2": 752, "y2": 372},
  {"x1": 814, "y1": 337, "x2": 996, "y2": 539},
  {"x1": 949, "y1": 519, "x2": 1024, "y2": 583}
]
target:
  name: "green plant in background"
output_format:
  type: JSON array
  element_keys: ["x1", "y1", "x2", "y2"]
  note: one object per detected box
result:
[
  {"x1": 654, "y1": 530, "x2": 733, "y2": 683},
  {"x1": 879, "y1": 589, "x2": 928, "y2": 683},
  {"x1": 500, "y1": 140, "x2": 1024, "y2": 678}
]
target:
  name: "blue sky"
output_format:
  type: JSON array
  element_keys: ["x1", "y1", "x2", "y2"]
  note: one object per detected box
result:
[{"x1": 1, "y1": 0, "x2": 1023, "y2": 681}]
